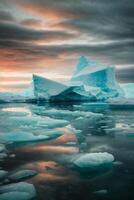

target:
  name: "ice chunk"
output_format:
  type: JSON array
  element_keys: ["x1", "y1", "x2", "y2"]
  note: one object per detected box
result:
[
  {"x1": 0, "y1": 144, "x2": 6, "y2": 153},
  {"x1": 0, "y1": 130, "x2": 63, "y2": 144},
  {"x1": 106, "y1": 127, "x2": 134, "y2": 137},
  {"x1": 108, "y1": 98, "x2": 134, "y2": 109},
  {"x1": 0, "y1": 170, "x2": 8, "y2": 181},
  {"x1": 33, "y1": 74, "x2": 67, "y2": 100},
  {"x1": 0, "y1": 182, "x2": 36, "y2": 200},
  {"x1": 120, "y1": 83, "x2": 134, "y2": 98},
  {"x1": 0, "y1": 153, "x2": 7, "y2": 159},
  {"x1": 8, "y1": 170, "x2": 37, "y2": 182},
  {"x1": 0, "y1": 131, "x2": 49, "y2": 143},
  {"x1": 0, "y1": 191, "x2": 35, "y2": 200},
  {"x1": 72, "y1": 152, "x2": 114, "y2": 171},
  {"x1": 32, "y1": 107, "x2": 103, "y2": 119},
  {"x1": 9, "y1": 115, "x2": 69, "y2": 128},
  {"x1": 93, "y1": 189, "x2": 108, "y2": 195}
]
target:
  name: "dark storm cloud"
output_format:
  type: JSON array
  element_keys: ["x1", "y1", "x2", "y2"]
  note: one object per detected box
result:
[
  {"x1": 0, "y1": 22, "x2": 76, "y2": 42},
  {"x1": 19, "y1": 0, "x2": 134, "y2": 58},
  {"x1": 1, "y1": 39, "x2": 134, "y2": 66},
  {"x1": 0, "y1": 0, "x2": 134, "y2": 82},
  {"x1": 117, "y1": 67, "x2": 134, "y2": 83},
  {"x1": 0, "y1": 10, "x2": 15, "y2": 22}
]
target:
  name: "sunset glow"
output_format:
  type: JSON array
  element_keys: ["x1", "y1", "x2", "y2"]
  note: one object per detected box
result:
[{"x1": 0, "y1": 0, "x2": 134, "y2": 92}]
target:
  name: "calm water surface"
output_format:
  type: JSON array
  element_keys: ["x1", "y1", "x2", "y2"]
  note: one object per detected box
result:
[{"x1": 0, "y1": 102, "x2": 134, "y2": 200}]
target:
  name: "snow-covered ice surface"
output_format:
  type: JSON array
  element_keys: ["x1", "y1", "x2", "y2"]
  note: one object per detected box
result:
[{"x1": 0, "y1": 100, "x2": 134, "y2": 200}]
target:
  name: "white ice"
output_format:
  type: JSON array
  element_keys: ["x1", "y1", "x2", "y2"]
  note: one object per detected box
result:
[
  {"x1": 72, "y1": 152, "x2": 114, "y2": 170},
  {"x1": 0, "y1": 182, "x2": 36, "y2": 200}
]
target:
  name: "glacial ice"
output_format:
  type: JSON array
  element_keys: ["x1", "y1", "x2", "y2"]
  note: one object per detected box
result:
[
  {"x1": 33, "y1": 74, "x2": 67, "y2": 101},
  {"x1": 71, "y1": 57, "x2": 124, "y2": 99},
  {"x1": 120, "y1": 83, "x2": 134, "y2": 98},
  {"x1": 72, "y1": 152, "x2": 114, "y2": 171},
  {"x1": 0, "y1": 91, "x2": 35, "y2": 103},
  {"x1": 0, "y1": 182, "x2": 36, "y2": 200},
  {"x1": 0, "y1": 56, "x2": 133, "y2": 102},
  {"x1": 32, "y1": 56, "x2": 124, "y2": 101}
]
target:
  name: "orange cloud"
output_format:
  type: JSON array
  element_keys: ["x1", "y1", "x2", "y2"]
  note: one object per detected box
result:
[{"x1": 21, "y1": 3, "x2": 62, "y2": 21}]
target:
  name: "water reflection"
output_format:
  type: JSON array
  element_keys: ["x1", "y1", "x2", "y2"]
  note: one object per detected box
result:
[{"x1": 0, "y1": 103, "x2": 134, "y2": 200}]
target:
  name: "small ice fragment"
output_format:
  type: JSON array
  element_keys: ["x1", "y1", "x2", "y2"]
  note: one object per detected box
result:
[{"x1": 8, "y1": 170, "x2": 37, "y2": 181}]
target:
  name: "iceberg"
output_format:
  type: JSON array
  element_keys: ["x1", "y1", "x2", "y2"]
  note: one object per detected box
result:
[
  {"x1": 32, "y1": 57, "x2": 124, "y2": 101},
  {"x1": 1, "y1": 56, "x2": 133, "y2": 102},
  {"x1": 72, "y1": 152, "x2": 114, "y2": 171},
  {"x1": 32, "y1": 107, "x2": 103, "y2": 119},
  {"x1": 120, "y1": 83, "x2": 134, "y2": 98}
]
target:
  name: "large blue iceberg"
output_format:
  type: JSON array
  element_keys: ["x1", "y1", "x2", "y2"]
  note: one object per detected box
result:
[
  {"x1": 32, "y1": 56, "x2": 124, "y2": 101},
  {"x1": 0, "y1": 56, "x2": 133, "y2": 102}
]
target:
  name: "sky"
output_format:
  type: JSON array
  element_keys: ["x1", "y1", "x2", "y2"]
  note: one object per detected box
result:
[{"x1": 0, "y1": 0, "x2": 134, "y2": 92}]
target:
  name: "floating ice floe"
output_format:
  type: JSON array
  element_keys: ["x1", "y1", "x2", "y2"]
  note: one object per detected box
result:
[
  {"x1": 0, "y1": 144, "x2": 6, "y2": 153},
  {"x1": 106, "y1": 127, "x2": 134, "y2": 137},
  {"x1": 0, "y1": 153, "x2": 7, "y2": 160},
  {"x1": 0, "y1": 130, "x2": 63, "y2": 144},
  {"x1": 0, "y1": 170, "x2": 8, "y2": 181},
  {"x1": 8, "y1": 170, "x2": 37, "y2": 182},
  {"x1": 6, "y1": 115, "x2": 69, "y2": 129},
  {"x1": 32, "y1": 107, "x2": 103, "y2": 119},
  {"x1": 93, "y1": 189, "x2": 108, "y2": 196},
  {"x1": 72, "y1": 152, "x2": 114, "y2": 171},
  {"x1": 0, "y1": 182, "x2": 36, "y2": 200}
]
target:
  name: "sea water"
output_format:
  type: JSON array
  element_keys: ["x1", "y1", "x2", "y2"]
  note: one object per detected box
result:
[{"x1": 0, "y1": 102, "x2": 134, "y2": 200}]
